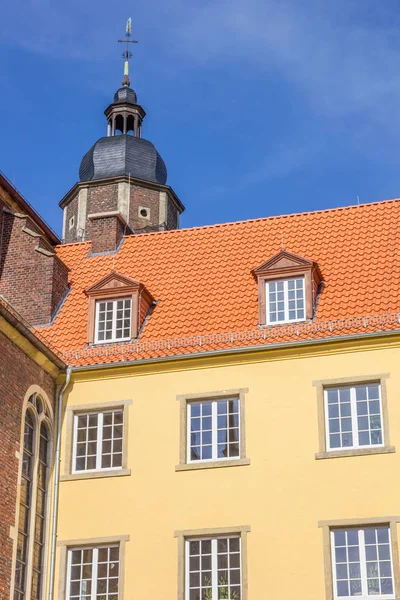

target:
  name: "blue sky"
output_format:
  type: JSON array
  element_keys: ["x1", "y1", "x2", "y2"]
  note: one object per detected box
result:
[{"x1": 1, "y1": 0, "x2": 400, "y2": 237}]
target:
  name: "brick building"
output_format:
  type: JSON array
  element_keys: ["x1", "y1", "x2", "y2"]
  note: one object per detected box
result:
[{"x1": 0, "y1": 173, "x2": 66, "y2": 600}]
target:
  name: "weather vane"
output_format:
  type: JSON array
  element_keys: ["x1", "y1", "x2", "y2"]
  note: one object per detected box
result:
[{"x1": 118, "y1": 18, "x2": 138, "y2": 87}]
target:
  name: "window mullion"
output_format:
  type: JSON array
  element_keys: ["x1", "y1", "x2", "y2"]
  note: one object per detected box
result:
[
  {"x1": 324, "y1": 390, "x2": 330, "y2": 450},
  {"x1": 66, "y1": 550, "x2": 73, "y2": 600},
  {"x1": 95, "y1": 302, "x2": 100, "y2": 343},
  {"x1": 187, "y1": 404, "x2": 191, "y2": 463},
  {"x1": 72, "y1": 415, "x2": 78, "y2": 473},
  {"x1": 185, "y1": 540, "x2": 190, "y2": 600},
  {"x1": 388, "y1": 527, "x2": 394, "y2": 595},
  {"x1": 359, "y1": 529, "x2": 368, "y2": 597},
  {"x1": 350, "y1": 387, "x2": 358, "y2": 448},
  {"x1": 92, "y1": 548, "x2": 98, "y2": 600},
  {"x1": 284, "y1": 280, "x2": 289, "y2": 321},
  {"x1": 112, "y1": 300, "x2": 117, "y2": 341},
  {"x1": 96, "y1": 413, "x2": 103, "y2": 470},
  {"x1": 211, "y1": 402, "x2": 218, "y2": 460},
  {"x1": 211, "y1": 538, "x2": 218, "y2": 599},
  {"x1": 378, "y1": 385, "x2": 385, "y2": 446}
]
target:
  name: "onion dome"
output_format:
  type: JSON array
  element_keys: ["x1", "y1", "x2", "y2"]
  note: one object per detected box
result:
[
  {"x1": 113, "y1": 86, "x2": 137, "y2": 105},
  {"x1": 79, "y1": 135, "x2": 167, "y2": 184}
]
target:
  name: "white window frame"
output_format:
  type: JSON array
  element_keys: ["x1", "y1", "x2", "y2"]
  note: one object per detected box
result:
[
  {"x1": 187, "y1": 398, "x2": 240, "y2": 464},
  {"x1": 185, "y1": 536, "x2": 242, "y2": 600},
  {"x1": 331, "y1": 527, "x2": 395, "y2": 600},
  {"x1": 94, "y1": 297, "x2": 132, "y2": 344},
  {"x1": 69, "y1": 215, "x2": 75, "y2": 230},
  {"x1": 324, "y1": 384, "x2": 384, "y2": 452},
  {"x1": 72, "y1": 410, "x2": 123, "y2": 474},
  {"x1": 65, "y1": 545, "x2": 120, "y2": 600},
  {"x1": 265, "y1": 277, "x2": 306, "y2": 325}
]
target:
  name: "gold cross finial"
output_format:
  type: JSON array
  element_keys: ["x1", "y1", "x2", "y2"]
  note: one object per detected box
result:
[{"x1": 118, "y1": 18, "x2": 138, "y2": 87}]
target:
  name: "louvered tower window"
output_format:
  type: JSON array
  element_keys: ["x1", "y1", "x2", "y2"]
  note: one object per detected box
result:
[{"x1": 14, "y1": 393, "x2": 52, "y2": 600}]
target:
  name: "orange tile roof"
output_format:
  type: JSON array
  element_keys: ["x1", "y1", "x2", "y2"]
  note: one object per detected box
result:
[{"x1": 37, "y1": 199, "x2": 400, "y2": 367}]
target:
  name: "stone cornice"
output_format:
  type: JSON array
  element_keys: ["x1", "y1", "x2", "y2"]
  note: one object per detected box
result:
[{"x1": 59, "y1": 175, "x2": 185, "y2": 213}]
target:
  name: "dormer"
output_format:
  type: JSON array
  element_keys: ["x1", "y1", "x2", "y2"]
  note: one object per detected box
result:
[
  {"x1": 252, "y1": 250, "x2": 323, "y2": 326},
  {"x1": 85, "y1": 272, "x2": 154, "y2": 344}
]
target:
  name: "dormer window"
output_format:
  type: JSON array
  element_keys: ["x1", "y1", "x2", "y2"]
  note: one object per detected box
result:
[
  {"x1": 253, "y1": 250, "x2": 322, "y2": 326},
  {"x1": 85, "y1": 272, "x2": 154, "y2": 344},
  {"x1": 266, "y1": 277, "x2": 305, "y2": 324},
  {"x1": 95, "y1": 297, "x2": 132, "y2": 343}
]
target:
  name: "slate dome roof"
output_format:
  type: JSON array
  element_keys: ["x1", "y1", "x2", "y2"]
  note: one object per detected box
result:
[
  {"x1": 79, "y1": 135, "x2": 167, "y2": 184},
  {"x1": 113, "y1": 87, "x2": 137, "y2": 105}
]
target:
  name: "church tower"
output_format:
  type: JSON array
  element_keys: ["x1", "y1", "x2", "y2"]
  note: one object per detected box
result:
[{"x1": 60, "y1": 20, "x2": 184, "y2": 253}]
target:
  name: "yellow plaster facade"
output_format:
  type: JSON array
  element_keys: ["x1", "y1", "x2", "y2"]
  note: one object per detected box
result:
[{"x1": 55, "y1": 335, "x2": 400, "y2": 599}]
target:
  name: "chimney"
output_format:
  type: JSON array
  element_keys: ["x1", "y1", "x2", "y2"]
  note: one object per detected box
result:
[{"x1": 87, "y1": 211, "x2": 131, "y2": 254}]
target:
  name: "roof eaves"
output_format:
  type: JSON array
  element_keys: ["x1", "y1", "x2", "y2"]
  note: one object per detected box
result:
[{"x1": 68, "y1": 328, "x2": 400, "y2": 373}]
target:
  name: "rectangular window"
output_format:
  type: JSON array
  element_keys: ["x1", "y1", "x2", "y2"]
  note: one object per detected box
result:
[
  {"x1": 266, "y1": 277, "x2": 305, "y2": 324},
  {"x1": 66, "y1": 545, "x2": 120, "y2": 600},
  {"x1": 331, "y1": 526, "x2": 394, "y2": 599},
  {"x1": 186, "y1": 536, "x2": 241, "y2": 600},
  {"x1": 188, "y1": 398, "x2": 240, "y2": 463},
  {"x1": 73, "y1": 410, "x2": 123, "y2": 473},
  {"x1": 325, "y1": 383, "x2": 384, "y2": 451},
  {"x1": 95, "y1": 298, "x2": 132, "y2": 343}
]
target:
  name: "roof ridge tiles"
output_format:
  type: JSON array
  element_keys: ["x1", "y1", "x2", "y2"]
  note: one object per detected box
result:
[{"x1": 55, "y1": 196, "x2": 400, "y2": 250}]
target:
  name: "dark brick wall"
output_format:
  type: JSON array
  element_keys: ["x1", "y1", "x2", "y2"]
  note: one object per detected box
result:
[
  {"x1": 63, "y1": 180, "x2": 181, "y2": 247},
  {"x1": 0, "y1": 213, "x2": 69, "y2": 325},
  {"x1": 87, "y1": 183, "x2": 118, "y2": 216},
  {"x1": 129, "y1": 184, "x2": 160, "y2": 231},
  {"x1": 0, "y1": 198, "x2": 6, "y2": 252},
  {"x1": 63, "y1": 192, "x2": 80, "y2": 244},
  {"x1": 0, "y1": 330, "x2": 56, "y2": 600},
  {"x1": 89, "y1": 216, "x2": 124, "y2": 254},
  {"x1": 167, "y1": 195, "x2": 179, "y2": 230},
  {"x1": 52, "y1": 256, "x2": 70, "y2": 315}
]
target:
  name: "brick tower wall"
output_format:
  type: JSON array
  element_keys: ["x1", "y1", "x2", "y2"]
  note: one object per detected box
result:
[{"x1": 62, "y1": 179, "x2": 182, "y2": 247}]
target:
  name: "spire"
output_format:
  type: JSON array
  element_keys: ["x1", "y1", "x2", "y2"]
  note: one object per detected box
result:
[{"x1": 118, "y1": 18, "x2": 138, "y2": 87}]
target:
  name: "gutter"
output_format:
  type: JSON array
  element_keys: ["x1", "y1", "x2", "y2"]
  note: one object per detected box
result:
[
  {"x1": 68, "y1": 327, "x2": 400, "y2": 373},
  {"x1": 48, "y1": 367, "x2": 71, "y2": 600}
]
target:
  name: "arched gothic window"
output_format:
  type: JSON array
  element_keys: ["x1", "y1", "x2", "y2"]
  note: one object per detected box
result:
[{"x1": 14, "y1": 392, "x2": 52, "y2": 600}]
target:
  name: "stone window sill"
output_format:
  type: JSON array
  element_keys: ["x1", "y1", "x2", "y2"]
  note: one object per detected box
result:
[
  {"x1": 315, "y1": 446, "x2": 395, "y2": 460},
  {"x1": 60, "y1": 468, "x2": 131, "y2": 482},
  {"x1": 175, "y1": 458, "x2": 250, "y2": 472}
]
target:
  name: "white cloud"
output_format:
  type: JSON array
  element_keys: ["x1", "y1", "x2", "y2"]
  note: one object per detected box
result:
[
  {"x1": 3, "y1": 0, "x2": 400, "y2": 187},
  {"x1": 166, "y1": 0, "x2": 400, "y2": 121},
  {"x1": 4, "y1": 0, "x2": 400, "y2": 122},
  {"x1": 164, "y1": 0, "x2": 400, "y2": 181}
]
